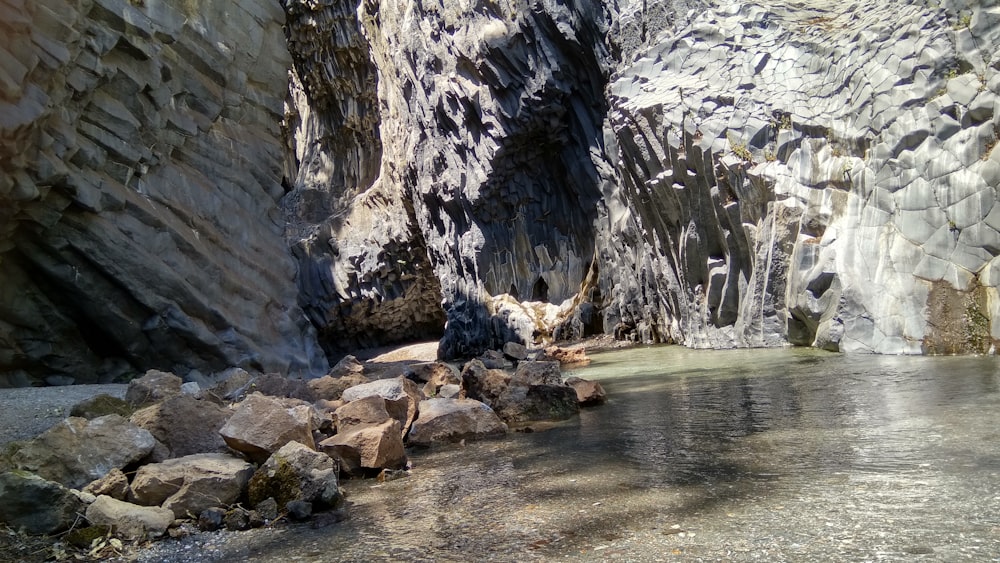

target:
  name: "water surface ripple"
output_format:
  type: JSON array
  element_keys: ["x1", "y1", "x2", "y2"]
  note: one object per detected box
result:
[{"x1": 135, "y1": 347, "x2": 1000, "y2": 562}]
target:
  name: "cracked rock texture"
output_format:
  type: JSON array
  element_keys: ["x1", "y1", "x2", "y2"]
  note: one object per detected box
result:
[
  {"x1": 4, "y1": 0, "x2": 1000, "y2": 384},
  {"x1": 0, "y1": 0, "x2": 326, "y2": 385}
]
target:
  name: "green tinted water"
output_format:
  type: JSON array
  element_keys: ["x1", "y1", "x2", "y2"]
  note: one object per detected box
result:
[{"x1": 136, "y1": 346, "x2": 1000, "y2": 561}]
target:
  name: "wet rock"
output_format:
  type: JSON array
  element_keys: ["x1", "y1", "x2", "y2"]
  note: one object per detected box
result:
[
  {"x1": 493, "y1": 384, "x2": 580, "y2": 425},
  {"x1": 341, "y1": 377, "x2": 422, "y2": 436},
  {"x1": 70, "y1": 394, "x2": 134, "y2": 419},
  {"x1": 4, "y1": 415, "x2": 155, "y2": 489},
  {"x1": 460, "y1": 360, "x2": 512, "y2": 407},
  {"x1": 565, "y1": 377, "x2": 607, "y2": 406},
  {"x1": 0, "y1": 471, "x2": 85, "y2": 535},
  {"x1": 125, "y1": 370, "x2": 183, "y2": 407},
  {"x1": 129, "y1": 395, "x2": 231, "y2": 459},
  {"x1": 130, "y1": 453, "x2": 254, "y2": 519},
  {"x1": 407, "y1": 399, "x2": 508, "y2": 447},
  {"x1": 219, "y1": 393, "x2": 318, "y2": 463},
  {"x1": 83, "y1": 468, "x2": 130, "y2": 501},
  {"x1": 319, "y1": 419, "x2": 406, "y2": 476},
  {"x1": 512, "y1": 361, "x2": 563, "y2": 386},
  {"x1": 539, "y1": 346, "x2": 591, "y2": 366},
  {"x1": 248, "y1": 441, "x2": 340, "y2": 509},
  {"x1": 85, "y1": 495, "x2": 173, "y2": 540},
  {"x1": 308, "y1": 373, "x2": 370, "y2": 402}
]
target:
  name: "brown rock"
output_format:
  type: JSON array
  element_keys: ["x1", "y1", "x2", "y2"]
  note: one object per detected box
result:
[
  {"x1": 83, "y1": 468, "x2": 130, "y2": 501},
  {"x1": 218, "y1": 393, "x2": 317, "y2": 463},
  {"x1": 130, "y1": 453, "x2": 254, "y2": 519},
  {"x1": 460, "y1": 359, "x2": 511, "y2": 407},
  {"x1": 565, "y1": 377, "x2": 607, "y2": 406},
  {"x1": 539, "y1": 346, "x2": 591, "y2": 366},
  {"x1": 307, "y1": 373, "x2": 370, "y2": 402},
  {"x1": 319, "y1": 419, "x2": 406, "y2": 476},
  {"x1": 130, "y1": 395, "x2": 231, "y2": 459},
  {"x1": 341, "y1": 377, "x2": 422, "y2": 436},
  {"x1": 85, "y1": 496, "x2": 174, "y2": 540},
  {"x1": 333, "y1": 396, "x2": 393, "y2": 432}
]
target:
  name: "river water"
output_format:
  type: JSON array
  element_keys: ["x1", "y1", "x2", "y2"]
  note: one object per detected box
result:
[{"x1": 136, "y1": 346, "x2": 1000, "y2": 562}]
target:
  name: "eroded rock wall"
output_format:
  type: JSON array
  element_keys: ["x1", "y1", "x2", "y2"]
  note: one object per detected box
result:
[
  {"x1": 0, "y1": 0, "x2": 326, "y2": 385},
  {"x1": 599, "y1": 0, "x2": 1000, "y2": 353}
]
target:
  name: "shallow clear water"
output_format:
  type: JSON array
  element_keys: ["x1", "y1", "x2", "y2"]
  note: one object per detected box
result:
[{"x1": 137, "y1": 346, "x2": 1000, "y2": 562}]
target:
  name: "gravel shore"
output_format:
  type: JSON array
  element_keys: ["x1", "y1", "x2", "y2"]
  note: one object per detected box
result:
[{"x1": 0, "y1": 384, "x2": 127, "y2": 447}]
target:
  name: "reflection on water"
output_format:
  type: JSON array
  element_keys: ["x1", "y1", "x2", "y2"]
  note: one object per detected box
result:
[{"x1": 137, "y1": 346, "x2": 1000, "y2": 562}]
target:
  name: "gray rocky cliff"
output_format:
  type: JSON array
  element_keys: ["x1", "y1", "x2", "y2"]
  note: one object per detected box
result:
[
  {"x1": 286, "y1": 0, "x2": 999, "y2": 358},
  {"x1": 0, "y1": 0, "x2": 326, "y2": 385},
  {"x1": 3, "y1": 0, "x2": 1000, "y2": 385}
]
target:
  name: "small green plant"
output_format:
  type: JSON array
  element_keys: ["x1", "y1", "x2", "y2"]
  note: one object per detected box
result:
[
  {"x1": 764, "y1": 148, "x2": 777, "y2": 162},
  {"x1": 727, "y1": 133, "x2": 754, "y2": 163},
  {"x1": 954, "y1": 12, "x2": 972, "y2": 30}
]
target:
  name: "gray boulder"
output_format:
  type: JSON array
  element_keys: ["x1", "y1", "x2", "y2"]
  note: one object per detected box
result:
[
  {"x1": 0, "y1": 471, "x2": 85, "y2": 535},
  {"x1": 502, "y1": 342, "x2": 528, "y2": 361},
  {"x1": 125, "y1": 370, "x2": 183, "y2": 406},
  {"x1": 493, "y1": 384, "x2": 580, "y2": 424},
  {"x1": 4, "y1": 415, "x2": 155, "y2": 489},
  {"x1": 130, "y1": 453, "x2": 254, "y2": 519},
  {"x1": 512, "y1": 361, "x2": 563, "y2": 386},
  {"x1": 218, "y1": 393, "x2": 317, "y2": 463},
  {"x1": 248, "y1": 441, "x2": 340, "y2": 509},
  {"x1": 85, "y1": 495, "x2": 173, "y2": 540},
  {"x1": 129, "y1": 394, "x2": 231, "y2": 459},
  {"x1": 407, "y1": 399, "x2": 508, "y2": 447},
  {"x1": 307, "y1": 372, "x2": 370, "y2": 402}
]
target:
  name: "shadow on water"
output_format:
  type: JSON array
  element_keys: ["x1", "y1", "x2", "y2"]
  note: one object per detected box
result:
[{"x1": 134, "y1": 346, "x2": 1000, "y2": 562}]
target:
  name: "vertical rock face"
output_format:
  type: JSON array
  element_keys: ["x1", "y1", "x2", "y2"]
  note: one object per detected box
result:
[
  {"x1": 598, "y1": 0, "x2": 1000, "y2": 353},
  {"x1": 0, "y1": 0, "x2": 326, "y2": 385}
]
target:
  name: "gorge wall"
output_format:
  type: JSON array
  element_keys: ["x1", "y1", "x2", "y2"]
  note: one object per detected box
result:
[
  {"x1": 2, "y1": 0, "x2": 999, "y2": 385},
  {"x1": 0, "y1": 0, "x2": 326, "y2": 385}
]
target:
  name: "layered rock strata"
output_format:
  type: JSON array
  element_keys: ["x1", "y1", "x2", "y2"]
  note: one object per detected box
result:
[{"x1": 0, "y1": 0, "x2": 326, "y2": 385}]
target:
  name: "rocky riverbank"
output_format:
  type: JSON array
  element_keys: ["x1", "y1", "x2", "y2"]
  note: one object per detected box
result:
[{"x1": 0, "y1": 344, "x2": 604, "y2": 561}]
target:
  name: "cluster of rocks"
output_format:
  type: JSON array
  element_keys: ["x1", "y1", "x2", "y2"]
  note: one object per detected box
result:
[{"x1": 0, "y1": 347, "x2": 604, "y2": 543}]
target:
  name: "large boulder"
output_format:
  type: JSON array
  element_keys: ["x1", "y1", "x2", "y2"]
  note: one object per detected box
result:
[
  {"x1": 246, "y1": 373, "x2": 316, "y2": 402},
  {"x1": 333, "y1": 396, "x2": 394, "y2": 432},
  {"x1": 565, "y1": 377, "x2": 607, "y2": 406},
  {"x1": 3, "y1": 415, "x2": 155, "y2": 489},
  {"x1": 341, "y1": 377, "x2": 423, "y2": 436},
  {"x1": 493, "y1": 384, "x2": 580, "y2": 424},
  {"x1": 130, "y1": 454, "x2": 254, "y2": 519},
  {"x1": 125, "y1": 370, "x2": 183, "y2": 406},
  {"x1": 502, "y1": 342, "x2": 528, "y2": 361},
  {"x1": 0, "y1": 471, "x2": 85, "y2": 535},
  {"x1": 407, "y1": 362, "x2": 461, "y2": 398},
  {"x1": 69, "y1": 394, "x2": 134, "y2": 419},
  {"x1": 218, "y1": 393, "x2": 318, "y2": 463},
  {"x1": 460, "y1": 359, "x2": 511, "y2": 407},
  {"x1": 85, "y1": 496, "x2": 173, "y2": 540},
  {"x1": 512, "y1": 361, "x2": 563, "y2": 386},
  {"x1": 407, "y1": 399, "x2": 508, "y2": 447},
  {"x1": 248, "y1": 441, "x2": 340, "y2": 509},
  {"x1": 129, "y1": 395, "x2": 231, "y2": 459},
  {"x1": 319, "y1": 419, "x2": 405, "y2": 476}
]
